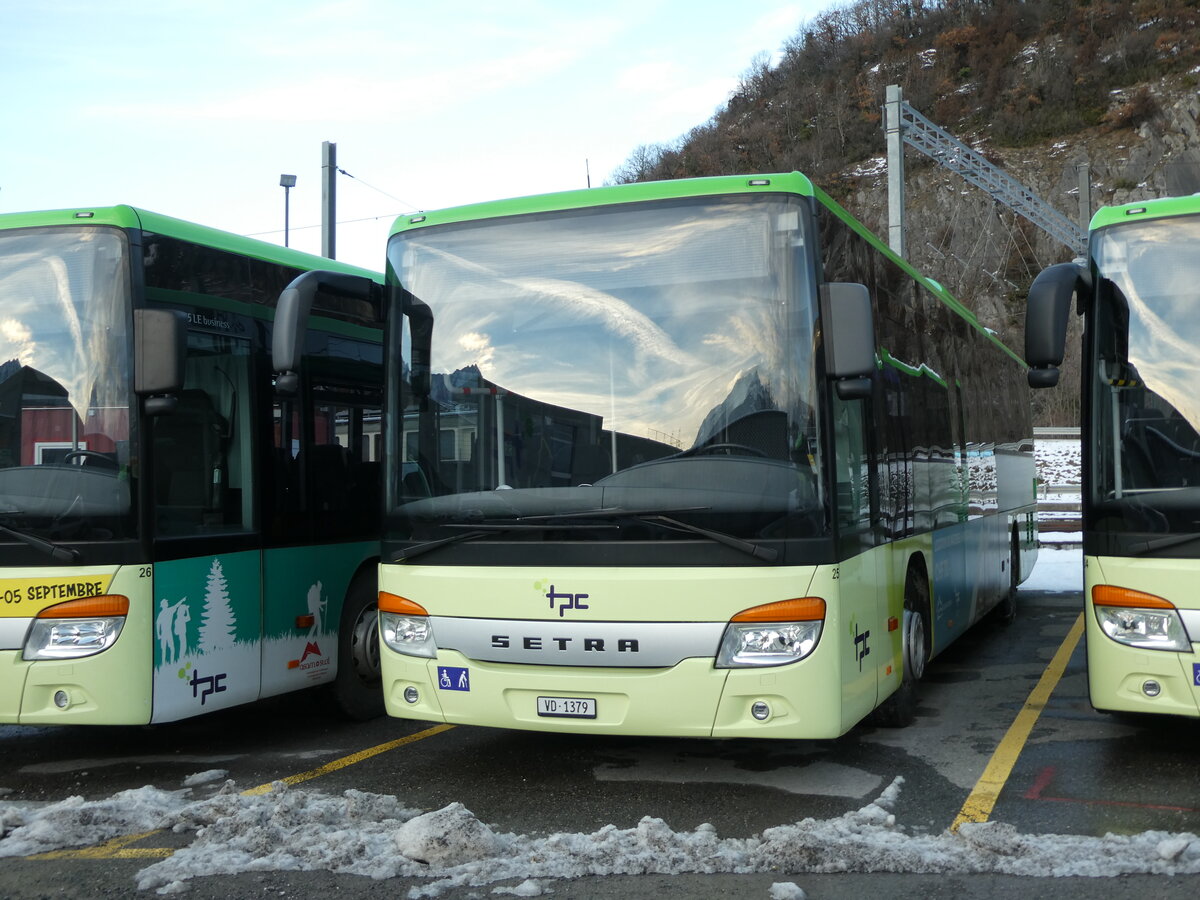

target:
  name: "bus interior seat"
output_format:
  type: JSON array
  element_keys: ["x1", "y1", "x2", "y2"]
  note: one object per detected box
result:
[
  {"x1": 153, "y1": 388, "x2": 228, "y2": 526},
  {"x1": 302, "y1": 443, "x2": 352, "y2": 511},
  {"x1": 272, "y1": 446, "x2": 300, "y2": 512},
  {"x1": 1134, "y1": 411, "x2": 1200, "y2": 487},
  {"x1": 401, "y1": 463, "x2": 431, "y2": 498},
  {"x1": 1122, "y1": 409, "x2": 1170, "y2": 488}
]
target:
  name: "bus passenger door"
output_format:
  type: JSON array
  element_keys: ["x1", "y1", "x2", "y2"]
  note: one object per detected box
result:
[
  {"x1": 151, "y1": 332, "x2": 262, "y2": 723},
  {"x1": 260, "y1": 386, "x2": 381, "y2": 701},
  {"x1": 832, "y1": 392, "x2": 888, "y2": 726}
]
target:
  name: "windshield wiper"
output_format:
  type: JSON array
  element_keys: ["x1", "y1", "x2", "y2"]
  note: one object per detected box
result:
[
  {"x1": 523, "y1": 507, "x2": 778, "y2": 562},
  {"x1": 392, "y1": 522, "x2": 616, "y2": 563},
  {"x1": 394, "y1": 507, "x2": 778, "y2": 564},
  {"x1": 1130, "y1": 532, "x2": 1200, "y2": 556},
  {"x1": 636, "y1": 514, "x2": 778, "y2": 562},
  {"x1": 0, "y1": 522, "x2": 80, "y2": 563}
]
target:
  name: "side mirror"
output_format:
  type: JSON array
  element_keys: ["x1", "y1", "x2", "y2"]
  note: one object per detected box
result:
[
  {"x1": 821, "y1": 282, "x2": 876, "y2": 400},
  {"x1": 1025, "y1": 262, "x2": 1088, "y2": 389},
  {"x1": 273, "y1": 270, "x2": 380, "y2": 395},
  {"x1": 134, "y1": 308, "x2": 187, "y2": 416}
]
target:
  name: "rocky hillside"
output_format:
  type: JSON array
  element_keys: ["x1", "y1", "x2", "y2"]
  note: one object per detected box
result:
[{"x1": 612, "y1": 0, "x2": 1200, "y2": 424}]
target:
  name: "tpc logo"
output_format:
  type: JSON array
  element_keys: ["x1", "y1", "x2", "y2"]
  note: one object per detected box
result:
[{"x1": 546, "y1": 584, "x2": 589, "y2": 617}]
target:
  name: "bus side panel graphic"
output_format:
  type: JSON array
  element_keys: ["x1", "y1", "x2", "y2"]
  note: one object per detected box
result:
[
  {"x1": 151, "y1": 551, "x2": 261, "y2": 723},
  {"x1": 259, "y1": 542, "x2": 374, "y2": 698}
]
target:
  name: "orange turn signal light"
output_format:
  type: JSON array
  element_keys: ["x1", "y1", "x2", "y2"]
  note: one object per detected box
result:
[
  {"x1": 36, "y1": 595, "x2": 130, "y2": 619},
  {"x1": 1092, "y1": 585, "x2": 1176, "y2": 610},
  {"x1": 731, "y1": 597, "x2": 826, "y2": 623},
  {"x1": 379, "y1": 592, "x2": 428, "y2": 616}
]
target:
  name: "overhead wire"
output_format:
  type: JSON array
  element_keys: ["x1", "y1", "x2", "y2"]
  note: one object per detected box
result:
[
  {"x1": 245, "y1": 162, "x2": 419, "y2": 239},
  {"x1": 335, "y1": 166, "x2": 420, "y2": 212}
]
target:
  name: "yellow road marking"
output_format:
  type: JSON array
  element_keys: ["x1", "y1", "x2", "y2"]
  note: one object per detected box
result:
[
  {"x1": 242, "y1": 723, "x2": 455, "y2": 795},
  {"x1": 27, "y1": 722, "x2": 455, "y2": 860},
  {"x1": 950, "y1": 612, "x2": 1084, "y2": 832},
  {"x1": 33, "y1": 830, "x2": 171, "y2": 860}
]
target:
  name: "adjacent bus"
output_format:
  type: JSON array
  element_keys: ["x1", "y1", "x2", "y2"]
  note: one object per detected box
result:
[
  {"x1": 1026, "y1": 194, "x2": 1200, "y2": 719},
  {"x1": 0, "y1": 205, "x2": 385, "y2": 724},
  {"x1": 278, "y1": 172, "x2": 1037, "y2": 738}
]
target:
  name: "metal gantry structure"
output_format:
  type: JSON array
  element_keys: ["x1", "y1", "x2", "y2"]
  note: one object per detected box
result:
[{"x1": 884, "y1": 84, "x2": 1089, "y2": 259}]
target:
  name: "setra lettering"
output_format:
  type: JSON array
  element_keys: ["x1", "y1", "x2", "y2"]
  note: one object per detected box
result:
[{"x1": 488, "y1": 635, "x2": 640, "y2": 654}]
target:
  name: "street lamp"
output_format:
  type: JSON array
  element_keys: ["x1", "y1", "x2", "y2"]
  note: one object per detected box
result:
[{"x1": 279, "y1": 174, "x2": 297, "y2": 247}]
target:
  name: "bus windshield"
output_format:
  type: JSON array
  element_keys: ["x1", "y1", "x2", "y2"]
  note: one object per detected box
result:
[
  {"x1": 0, "y1": 227, "x2": 133, "y2": 545},
  {"x1": 1091, "y1": 213, "x2": 1200, "y2": 537},
  {"x1": 386, "y1": 194, "x2": 827, "y2": 557}
]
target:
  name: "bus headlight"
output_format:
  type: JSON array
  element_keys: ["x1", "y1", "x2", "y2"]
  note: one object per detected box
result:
[
  {"x1": 379, "y1": 592, "x2": 437, "y2": 658},
  {"x1": 23, "y1": 595, "x2": 129, "y2": 661},
  {"x1": 716, "y1": 597, "x2": 825, "y2": 668},
  {"x1": 1092, "y1": 585, "x2": 1191, "y2": 652}
]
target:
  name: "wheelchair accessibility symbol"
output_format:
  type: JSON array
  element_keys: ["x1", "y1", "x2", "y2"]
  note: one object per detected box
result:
[{"x1": 438, "y1": 666, "x2": 470, "y2": 691}]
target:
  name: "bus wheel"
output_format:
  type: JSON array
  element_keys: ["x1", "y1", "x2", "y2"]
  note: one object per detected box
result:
[
  {"x1": 873, "y1": 565, "x2": 930, "y2": 728},
  {"x1": 992, "y1": 529, "x2": 1019, "y2": 624},
  {"x1": 332, "y1": 576, "x2": 384, "y2": 720}
]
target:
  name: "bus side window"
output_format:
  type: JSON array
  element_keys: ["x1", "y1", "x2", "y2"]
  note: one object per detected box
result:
[
  {"x1": 834, "y1": 395, "x2": 872, "y2": 544},
  {"x1": 153, "y1": 341, "x2": 253, "y2": 538},
  {"x1": 153, "y1": 389, "x2": 227, "y2": 533}
]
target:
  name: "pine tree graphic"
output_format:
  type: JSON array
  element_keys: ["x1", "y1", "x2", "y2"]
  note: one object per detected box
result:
[{"x1": 198, "y1": 558, "x2": 238, "y2": 652}]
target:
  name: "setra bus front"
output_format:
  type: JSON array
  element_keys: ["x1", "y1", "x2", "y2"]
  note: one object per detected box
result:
[
  {"x1": 377, "y1": 174, "x2": 908, "y2": 739},
  {"x1": 0, "y1": 209, "x2": 155, "y2": 724},
  {"x1": 1028, "y1": 196, "x2": 1200, "y2": 718},
  {"x1": 1083, "y1": 200, "x2": 1200, "y2": 717}
]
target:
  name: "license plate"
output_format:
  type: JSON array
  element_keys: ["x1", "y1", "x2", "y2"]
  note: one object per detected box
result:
[{"x1": 536, "y1": 696, "x2": 596, "y2": 718}]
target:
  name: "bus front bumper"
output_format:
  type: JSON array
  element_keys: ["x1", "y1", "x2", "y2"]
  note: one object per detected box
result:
[
  {"x1": 1085, "y1": 621, "x2": 1200, "y2": 718},
  {"x1": 382, "y1": 650, "x2": 848, "y2": 739},
  {"x1": 0, "y1": 648, "x2": 153, "y2": 725}
]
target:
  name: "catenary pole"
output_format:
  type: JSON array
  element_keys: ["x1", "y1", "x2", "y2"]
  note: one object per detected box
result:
[{"x1": 322, "y1": 141, "x2": 336, "y2": 259}]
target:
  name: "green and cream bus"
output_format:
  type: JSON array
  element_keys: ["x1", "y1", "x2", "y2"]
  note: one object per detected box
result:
[
  {"x1": 278, "y1": 173, "x2": 1038, "y2": 738},
  {"x1": 1027, "y1": 194, "x2": 1200, "y2": 718},
  {"x1": 0, "y1": 206, "x2": 385, "y2": 725}
]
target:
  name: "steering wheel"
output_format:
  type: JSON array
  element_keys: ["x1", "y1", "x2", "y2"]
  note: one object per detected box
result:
[{"x1": 62, "y1": 450, "x2": 116, "y2": 468}]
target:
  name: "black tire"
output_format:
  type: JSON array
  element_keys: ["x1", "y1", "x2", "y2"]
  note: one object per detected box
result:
[
  {"x1": 873, "y1": 563, "x2": 930, "y2": 728},
  {"x1": 332, "y1": 574, "x2": 384, "y2": 721}
]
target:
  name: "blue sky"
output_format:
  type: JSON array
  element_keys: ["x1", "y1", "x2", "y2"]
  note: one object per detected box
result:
[{"x1": 1, "y1": 1, "x2": 833, "y2": 270}]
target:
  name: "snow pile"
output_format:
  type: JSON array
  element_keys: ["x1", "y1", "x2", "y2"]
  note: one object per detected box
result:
[
  {"x1": 180, "y1": 770, "x2": 228, "y2": 788},
  {"x1": 395, "y1": 801, "x2": 506, "y2": 866},
  {"x1": 134, "y1": 780, "x2": 426, "y2": 890},
  {"x1": 0, "y1": 785, "x2": 187, "y2": 857},
  {"x1": 4, "y1": 776, "x2": 1200, "y2": 896}
]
